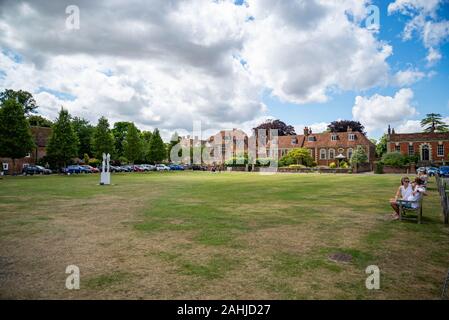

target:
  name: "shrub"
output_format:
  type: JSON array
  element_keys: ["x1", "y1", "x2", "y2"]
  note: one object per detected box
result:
[
  {"x1": 381, "y1": 152, "x2": 408, "y2": 167},
  {"x1": 375, "y1": 162, "x2": 384, "y2": 174},
  {"x1": 225, "y1": 156, "x2": 248, "y2": 167},
  {"x1": 256, "y1": 158, "x2": 275, "y2": 167},
  {"x1": 279, "y1": 148, "x2": 314, "y2": 167},
  {"x1": 89, "y1": 158, "x2": 101, "y2": 167},
  {"x1": 340, "y1": 161, "x2": 349, "y2": 169},
  {"x1": 329, "y1": 162, "x2": 337, "y2": 168},
  {"x1": 117, "y1": 156, "x2": 128, "y2": 165},
  {"x1": 288, "y1": 164, "x2": 306, "y2": 169},
  {"x1": 350, "y1": 146, "x2": 368, "y2": 165}
]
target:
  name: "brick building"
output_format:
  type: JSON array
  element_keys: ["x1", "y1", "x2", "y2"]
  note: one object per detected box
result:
[
  {"x1": 386, "y1": 125, "x2": 449, "y2": 164},
  {"x1": 206, "y1": 129, "x2": 248, "y2": 164},
  {"x1": 274, "y1": 126, "x2": 376, "y2": 166},
  {"x1": 1, "y1": 126, "x2": 52, "y2": 174}
]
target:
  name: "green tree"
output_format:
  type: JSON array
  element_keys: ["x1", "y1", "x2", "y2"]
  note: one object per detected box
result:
[
  {"x1": 28, "y1": 115, "x2": 53, "y2": 127},
  {"x1": 0, "y1": 99, "x2": 35, "y2": 173},
  {"x1": 46, "y1": 108, "x2": 79, "y2": 168},
  {"x1": 280, "y1": 148, "x2": 314, "y2": 167},
  {"x1": 148, "y1": 128, "x2": 166, "y2": 164},
  {"x1": 350, "y1": 146, "x2": 368, "y2": 165},
  {"x1": 72, "y1": 117, "x2": 94, "y2": 158},
  {"x1": 93, "y1": 116, "x2": 115, "y2": 159},
  {"x1": 421, "y1": 113, "x2": 449, "y2": 132},
  {"x1": 376, "y1": 134, "x2": 388, "y2": 158},
  {"x1": 112, "y1": 121, "x2": 131, "y2": 158},
  {"x1": 123, "y1": 122, "x2": 142, "y2": 164},
  {"x1": 141, "y1": 130, "x2": 153, "y2": 163},
  {"x1": 0, "y1": 89, "x2": 38, "y2": 114}
]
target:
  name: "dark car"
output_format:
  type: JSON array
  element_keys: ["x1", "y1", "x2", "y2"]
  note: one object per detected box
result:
[
  {"x1": 22, "y1": 165, "x2": 51, "y2": 175},
  {"x1": 192, "y1": 165, "x2": 207, "y2": 171},
  {"x1": 426, "y1": 167, "x2": 439, "y2": 177},
  {"x1": 109, "y1": 165, "x2": 122, "y2": 173},
  {"x1": 169, "y1": 164, "x2": 185, "y2": 170},
  {"x1": 133, "y1": 165, "x2": 145, "y2": 172},
  {"x1": 64, "y1": 165, "x2": 83, "y2": 174},
  {"x1": 439, "y1": 166, "x2": 449, "y2": 177},
  {"x1": 120, "y1": 165, "x2": 133, "y2": 172}
]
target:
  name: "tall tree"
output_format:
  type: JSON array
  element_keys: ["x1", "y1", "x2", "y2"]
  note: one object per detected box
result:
[
  {"x1": 72, "y1": 117, "x2": 94, "y2": 158},
  {"x1": 327, "y1": 120, "x2": 365, "y2": 134},
  {"x1": 148, "y1": 128, "x2": 166, "y2": 164},
  {"x1": 112, "y1": 121, "x2": 131, "y2": 158},
  {"x1": 0, "y1": 89, "x2": 38, "y2": 114},
  {"x1": 46, "y1": 108, "x2": 79, "y2": 168},
  {"x1": 28, "y1": 115, "x2": 53, "y2": 127},
  {"x1": 254, "y1": 119, "x2": 296, "y2": 136},
  {"x1": 376, "y1": 134, "x2": 388, "y2": 158},
  {"x1": 123, "y1": 122, "x2": 142, "y2": 164},
  {"x1": 0, "y1": 99, "x2": 35, "y2": 173},
  {"x1": 93, "y1": 116, "x2": 115, "y2": 159},
  {"x1": 420, "y1": 113, "x2": 449, "y2": 133},
  {"x1": 141, "y1": 131, "x2": 153, "y2": 163}
]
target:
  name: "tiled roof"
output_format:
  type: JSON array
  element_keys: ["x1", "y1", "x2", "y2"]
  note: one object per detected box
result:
[
  {"x1": 389, "y1": 132, "x2": 449, "y2": 142},
  {"x1": 276, "y1": 131, "x2": 374, "y2": 149}
]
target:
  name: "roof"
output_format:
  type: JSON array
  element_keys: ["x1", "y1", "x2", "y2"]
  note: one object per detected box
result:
[
  {"x1": 276, "y1": 131, "x2": 374, "y2": 149},
  {"x1": 389, "y1": 132, "x2": 449, "y2": 142}
]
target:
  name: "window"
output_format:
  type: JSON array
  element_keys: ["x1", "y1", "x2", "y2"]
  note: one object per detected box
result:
[
  {"x1": 395, "y1": 145, "x2": 400, "y2": 152},
  {"x1": 347, "y1": 148, "x2": 353, "y2": 159},
  {"x1": 320, "y1": 149, "x2": 327, "y2": 160},
  {"x1": 291, "y1": 138, "x2": 297, "y2": 145},
  {"x1": 25, "y1": 153, "x2": 31, "y2": 158},
  {"x1": 328, "y1": 149, "x2": 335, "y2": 159},
  {"x1": 438, "y1": 145, "x2": 444, "y2": 157},
  {"x1": 331, "y1": 134, "x2": 338, "y2": 141},
  {"x1": 348, "y1": 134, "x2": 356, "y2": 141},
  {"x1": 308, "y1": 136, "x2": 316, "y2": 142},
  {"x1": 408, "y1": 145, "x2": 414, "y2": 156}
]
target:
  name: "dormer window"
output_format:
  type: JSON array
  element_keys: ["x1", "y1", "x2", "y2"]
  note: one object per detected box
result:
[
  {"x1": 331, "y1": 134, "x2": 338, "y2": 141},
  {"x1": 348, "y1": 133, "x2": 356, "y2": 141},
  {"x1": 308, "y1": 136, "x2": 316, "y2": 142}
]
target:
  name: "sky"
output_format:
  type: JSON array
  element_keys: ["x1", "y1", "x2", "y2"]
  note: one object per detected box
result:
[{"x1": 0, "y1": 0, "x2": 448, "y2": 141}]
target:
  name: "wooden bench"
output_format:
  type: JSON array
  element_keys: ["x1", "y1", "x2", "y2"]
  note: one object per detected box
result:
[{"x1": 398, "y1": 198, "x2": 423, "y2": 224}]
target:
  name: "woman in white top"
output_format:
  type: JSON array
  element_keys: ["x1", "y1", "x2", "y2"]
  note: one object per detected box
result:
[{"x1": 390, "y1": 177, "x2": 412, "y2": 219}]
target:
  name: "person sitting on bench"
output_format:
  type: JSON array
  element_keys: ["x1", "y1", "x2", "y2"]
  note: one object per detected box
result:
[{"x1": 390, "y1": 176, "x2": 413, "y2": 220}]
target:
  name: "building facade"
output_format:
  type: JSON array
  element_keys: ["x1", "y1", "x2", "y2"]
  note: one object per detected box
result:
[
  {"x1": 275, "y1": 127, "x2": 376, "y2": 166},
  {"x1": 1, "y1": 126, "x2": 52, "y2": 174},
  {"x1": 386, "y1": 126, "x2": 449, "y2": 164}
]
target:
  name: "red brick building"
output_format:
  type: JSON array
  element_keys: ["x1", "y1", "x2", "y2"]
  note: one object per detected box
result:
[
  {"x1": 274, "y1": 127, "x2": 376, "y2": 166},
  {"x1": 1, "y1": 126, "x2": 52, "y2": 174},
  {"x1": 386, "y1": 126, "x2": 449, "y2": 164}
]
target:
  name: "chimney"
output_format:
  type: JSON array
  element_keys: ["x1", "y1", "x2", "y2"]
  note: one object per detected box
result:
[
  {"x1": 392, "y1": 128, "x2": 395, "y2": 134},
  {"x1": 304, "y1": 127, "x2": 309, "y2": 135},
  {"x1": 309, "y1": 128, "x2": 313, "y2": 135},
  {"x1": 388, "y1": 125, "x2": 391, "y2": 135},
  {"x1": 347, "y1": 126, "x2": 352, "y2": 133}
]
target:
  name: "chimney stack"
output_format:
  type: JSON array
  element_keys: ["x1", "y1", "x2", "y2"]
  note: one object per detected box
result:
[
  {"x1": 388, "y1": 125, "x2": 391, "y2": 135},
  {"x1": 304, "y1": 127, "x2": 309, "y2": 136}
]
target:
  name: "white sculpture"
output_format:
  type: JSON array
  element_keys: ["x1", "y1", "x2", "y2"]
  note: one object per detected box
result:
[{"x1": 100, "y1": 153, "x2": 111, "y2": 185}]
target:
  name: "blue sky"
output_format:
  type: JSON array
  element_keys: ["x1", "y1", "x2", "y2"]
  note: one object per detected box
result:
[{"x1": 265, "y1": 0, "x2": 449, "y2": 139}]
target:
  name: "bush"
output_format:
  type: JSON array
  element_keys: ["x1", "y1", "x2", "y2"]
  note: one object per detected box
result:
[
  {"x1": 279, "y1": 148, "x2": 314, "y2": 167},
  {"x1": 375, "y1": 162, "x2": 384, "y2": 174},
  {"x1": 117, "y1": 156, "x2": 129, "y2": 165},
  {"x1": 329, "y1": 162, "x2": 337, "y2": 169},
  {"x1": 381, "y1": 152, "x2": 408, "y2": 167},
  {"x1": 340, "y1": 161, "x2": 349, "y2": 169},
  {"x1": 89, "y1": 158, "x2": 101, "y2": 167},
  {"x1": 350, "y1": 146, "x2": 368, "y2": 165},
  {"x1": 225, "y1": 156, "x2": 248, "y2": 167},
  {"x1": 256, "y1": 158, "x2": 275, "y2": 167}
]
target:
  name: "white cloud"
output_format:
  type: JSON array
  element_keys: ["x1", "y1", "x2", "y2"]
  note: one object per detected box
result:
[
  {"x1": 0, "y1": 0, "x2": 394, "y2": 139},
  {"x1": 388, "y1": 0, "x2": 449, "y2": 65},
  {"x1": 396, "y1": 119, "x2": 422, "y2": 133},
  {"x1": 392, "y1": 68, "x2": 426, "y2": 86},
  {"x1": 352, "y1": 88, "x2": 417, "y2": 133}
]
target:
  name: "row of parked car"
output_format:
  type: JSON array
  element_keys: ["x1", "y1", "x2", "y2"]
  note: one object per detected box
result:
[
  {"x1": 22, "y1": 163, "x2": 209, "y2": 175},
  {"x1": 417, "y1": 166, "x2": 449, "y2": 177}
]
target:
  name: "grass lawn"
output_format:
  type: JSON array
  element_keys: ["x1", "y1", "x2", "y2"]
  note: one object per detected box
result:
[{"x1": 1, "y1": 172, "x2": 448, "y2": 299}]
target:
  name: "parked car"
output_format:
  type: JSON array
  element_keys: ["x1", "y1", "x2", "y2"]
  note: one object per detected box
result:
[
  {"x1": 109, "y1": 165, "x2": 122, "y2": 173},
  {"x1": 120, "y1": 165, "x2": 133, "y2": 172},
  {"x1": 169, "y1": 164, "x2": 185, "y2": 170},
  {"x1": 439, "y1": 166, "x2": 449, "y2": 177},
  {"x1": 156, "y1": 164, "x2": 170, "y2": 171},
  {"x1": 81, "y1": 165, "x2": 99, "y2": 173},
  {"x1": 64, "y1": 165, "x2": 83, "y2": 174},
  {"x1": 141, "y1": 164, "x2": 156, "y2": 171},
  {"x1": 192, "y1": 165, "x2": 207, "y2": 171},
  {"x1": 132, "y1": 165, "x2": 145, "y2": 172},
  {"x1": 22, "y1": 165, "x2": 52, "y2": 175},
  {"x1": 424, "y1": 167, "x2": 439, "y2": 176}
]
